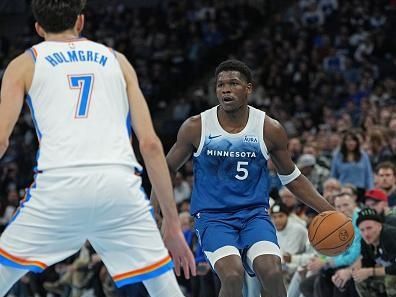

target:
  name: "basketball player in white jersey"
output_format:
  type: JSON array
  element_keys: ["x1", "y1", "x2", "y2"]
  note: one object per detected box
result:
[
  {"x1": 151, "y1": 60, "x2": 335, "y2": 297},
  {"x1": 0, "y1": 0, "x2": 195, "y2": 296}
]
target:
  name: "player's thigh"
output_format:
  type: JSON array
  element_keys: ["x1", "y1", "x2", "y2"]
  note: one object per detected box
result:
[
  {"x1": 89, "y1": 174, "x2": 172, "y2": 288},
  {"x1": 240, "y1": 210, "x2": 281, "y2": 274},
  {"x1": 214, "y1": 254, "x2": 245, "y2": 282},
  {"x1": 239, "y1": 209, "x2": 278, "y2": 248},
  {"x1": 194, "y1": 213, "x2": 241, "y2": 270},
  {"x1": 89, "y1": 211, "x2": 172, "y2": 287},
  {"x1": 0, "y1": 172, "x2": 88, "y2": 271}
]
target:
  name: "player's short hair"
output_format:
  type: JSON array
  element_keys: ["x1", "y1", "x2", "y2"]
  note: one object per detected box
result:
[
  {"x1": 32, "y1": 0, "x2": 86, "y2": 33},
  {"x1": 215, "y1": 59, "x2": 253, "y2": 83}
]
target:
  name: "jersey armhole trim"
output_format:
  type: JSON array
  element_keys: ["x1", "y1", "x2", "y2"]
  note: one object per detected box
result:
[
  {"x1": 108, "y1": 47, "x2": 117, "y2": 57},
  {"x1": 112, "y1": 50, "x2": 127, "y2": 88},
  {"x1": 259, "y1": 112, "x2": 270, "y2": 160},
  {"x1": 193, "y1": 115, "x2": 205, "y2": 157},
  {"x1": 26, "y1": 48, "x2": 37, "y2": 63}
]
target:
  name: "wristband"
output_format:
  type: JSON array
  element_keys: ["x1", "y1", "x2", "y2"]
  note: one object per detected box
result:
[{"x1": 277, "y1": 166, "x2": 301, "y2": 185}]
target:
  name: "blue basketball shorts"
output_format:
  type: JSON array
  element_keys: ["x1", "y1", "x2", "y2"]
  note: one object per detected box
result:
[{"x1": 194, "y1": 207, "x2": 281, "y2": 275}]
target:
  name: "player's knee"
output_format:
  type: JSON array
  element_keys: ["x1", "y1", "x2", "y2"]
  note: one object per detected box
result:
[
  {"x1": 253, "y1": 254, "x2": 282, "y2": 279},
  {"x1": 255, "y1": 260, "x2": 282, "y2": 282},
  {"x1": 263, "y1": 265, "x2": 283, "y2": 281},
  {"x1": 217, "y1": 264, "x2": 244, "y2": 288}
]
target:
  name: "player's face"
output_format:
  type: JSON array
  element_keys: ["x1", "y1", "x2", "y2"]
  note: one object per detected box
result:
[
  {"x1": 216, "y1": 71, "x2": 252, "y2": 112},
  {"x1": 358, "y1": 220, "x2": 382, "y2": 245}
]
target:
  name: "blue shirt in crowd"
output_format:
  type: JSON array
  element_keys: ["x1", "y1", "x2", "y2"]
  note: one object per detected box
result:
[{"x1": 330, "y1": 150, "x2": 374, "y2": 189}]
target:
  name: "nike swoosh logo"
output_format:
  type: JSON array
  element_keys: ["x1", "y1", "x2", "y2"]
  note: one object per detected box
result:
[{"x1": 208, "y1": 135, "x2": 221, "y2": 139}]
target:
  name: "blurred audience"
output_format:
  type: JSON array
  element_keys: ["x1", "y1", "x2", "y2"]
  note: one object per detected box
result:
[{"x1": 331, "y1": 131, "x2": 374, "y2": 201}]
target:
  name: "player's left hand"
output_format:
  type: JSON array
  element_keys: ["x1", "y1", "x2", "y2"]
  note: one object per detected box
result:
[{"x1": 162, "y1": 221, "x2": 197, "y2": 279}]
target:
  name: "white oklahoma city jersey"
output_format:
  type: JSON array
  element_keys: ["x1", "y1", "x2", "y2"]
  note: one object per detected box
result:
[
  {"x1": 27, "y1": 39, "x2": 141, "y2": 171},
  {"x1": 0, "y1": 39, "x2": 173, "y2": 285}
]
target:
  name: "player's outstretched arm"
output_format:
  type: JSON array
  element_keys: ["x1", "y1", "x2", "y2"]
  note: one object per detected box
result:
[
  {"x1": 265, "y1": 116, "x2": 334, "y2": 213},
  {"x1": 116, "y1": 52, "x2": 196, "y2": 278},
  {"x1": 0, "y1": 53, "x2": 33, "y2": 158}
]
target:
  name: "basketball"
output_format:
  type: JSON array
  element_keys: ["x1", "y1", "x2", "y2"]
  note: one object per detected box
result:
[{"x1": 308, "y1": 211, "x2": 355, "y2": 257}]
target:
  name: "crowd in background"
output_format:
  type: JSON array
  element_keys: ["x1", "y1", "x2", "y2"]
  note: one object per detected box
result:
[{"x1": 1, "y1": 0, "x2": 396, "y2": 296}]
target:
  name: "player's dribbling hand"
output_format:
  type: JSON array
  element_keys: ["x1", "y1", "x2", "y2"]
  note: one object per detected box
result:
[{"x1": 162, "y1": 220, "x2": 197, "y2": 279}]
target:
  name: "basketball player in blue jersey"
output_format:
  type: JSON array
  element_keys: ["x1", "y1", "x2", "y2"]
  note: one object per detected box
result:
[
  {"x1": 151, "y1": 60, "x2": 335, "y2": 297},
  {"x1": 0, "y1": 0, "x2": 195, "y2": 296}
]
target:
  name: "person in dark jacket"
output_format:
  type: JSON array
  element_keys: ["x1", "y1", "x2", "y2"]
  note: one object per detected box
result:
[{"x1": 354, "y1": 208, "x2": 396, "y2": 297}]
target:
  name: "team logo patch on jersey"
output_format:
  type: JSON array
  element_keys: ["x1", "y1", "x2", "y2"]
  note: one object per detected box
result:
[{"x1": 244, "y1": 135, "x2": 258, "y2": 143}]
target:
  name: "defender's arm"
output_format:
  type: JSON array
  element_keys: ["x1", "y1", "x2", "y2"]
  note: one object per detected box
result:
[
  {"x1": 116, "y1": 52, "x2": 196, "y2": 278},
  {"x1": 0, "y1": 53, "x2": 33, "y2": 158}
]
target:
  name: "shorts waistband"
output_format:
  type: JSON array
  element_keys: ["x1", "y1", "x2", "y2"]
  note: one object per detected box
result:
[{"x1": 39, "y1": 164, "x2": 141, "y2": 175}]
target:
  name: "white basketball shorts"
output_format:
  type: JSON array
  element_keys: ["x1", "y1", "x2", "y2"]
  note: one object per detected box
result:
[{"x1": 0, "y1": 165, "x2": 173, "y2": 287}]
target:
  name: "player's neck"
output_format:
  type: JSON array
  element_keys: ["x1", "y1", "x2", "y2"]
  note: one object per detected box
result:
[
  {"x1": 44, "y1": 30, "x2": 80, "y2": 42},
  {"x1": 220, "y1": 104, "x2": 249, "y2": 119},
  {"x1": 218, "y1": 105, "x2": 249, "y2": 132}
]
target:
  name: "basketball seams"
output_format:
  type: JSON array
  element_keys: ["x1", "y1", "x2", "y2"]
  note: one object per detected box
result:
[
  {"x1": 317, "y1": 236, "x2": 354, "y2": 256},
  {"x1": 309, "y1": 212, "x2": 337, "y2": 243},
  {"x1": 312, "y1": 219, "x2": 352, "y2": 248},
  {"x1": 317, "y1": 236, "x2": 354, "y2": 250}
]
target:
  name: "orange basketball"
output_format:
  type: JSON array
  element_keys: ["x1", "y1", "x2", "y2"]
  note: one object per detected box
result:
[{"x1": 308, "y1": 211, "x2": 355, "y2": 257}]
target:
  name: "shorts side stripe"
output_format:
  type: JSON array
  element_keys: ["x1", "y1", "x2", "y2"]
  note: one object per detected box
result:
[
  {"x1": 0, "y1": 248, "x2": 47, "y2": 272},
  {"x1": 113, "y1": 255, "x2": 173, "y2": 287}
]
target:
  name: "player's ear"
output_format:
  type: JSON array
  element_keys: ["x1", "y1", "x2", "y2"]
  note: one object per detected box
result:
[
  {"x1": 76, "y1": 14, "x2": 85, "y2": 34},
  {"x1": 246, "y1": 82, "x2": 253, "y2": 95},
  {"x1": 35, "y1": 22, "x2": 45, "y2": 38}
]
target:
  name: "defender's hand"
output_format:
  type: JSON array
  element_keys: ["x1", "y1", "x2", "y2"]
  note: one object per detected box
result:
[{"x1": 162, "y1": 222, "x2": 197, "y2": 279}]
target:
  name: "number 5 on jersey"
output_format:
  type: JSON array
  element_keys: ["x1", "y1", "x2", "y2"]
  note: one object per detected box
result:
[
  {"x1": 235, "y1": 161, "x2": 249, "y2": 180},
  {"x1": 68, "y1": 74, "x2": 94, "y2": 118}
]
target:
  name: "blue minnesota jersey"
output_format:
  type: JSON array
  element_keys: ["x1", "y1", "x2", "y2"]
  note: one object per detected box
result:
[{"x1": 191, "y1": 106, "x2": 271, "y2": 215}]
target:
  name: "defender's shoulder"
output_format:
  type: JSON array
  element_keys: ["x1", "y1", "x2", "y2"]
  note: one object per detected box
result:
[{"x1": 3, "y1": 52, "x2": 35, "y2": 92}]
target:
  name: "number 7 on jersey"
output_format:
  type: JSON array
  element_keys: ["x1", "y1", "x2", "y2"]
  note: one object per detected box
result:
[{"x1": 68, "y1": 74, "x2": 94, "y2": 118}]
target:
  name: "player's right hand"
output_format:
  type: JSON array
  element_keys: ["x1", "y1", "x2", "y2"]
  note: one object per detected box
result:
[{"x1": 162, "y1": 221, "x2": 197, "y2": 279}]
